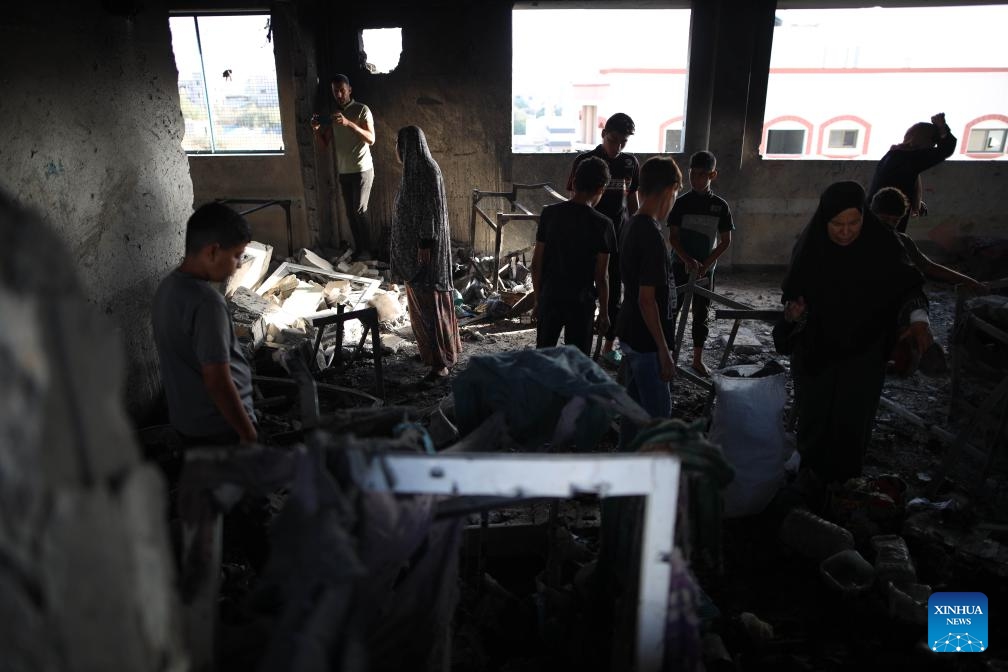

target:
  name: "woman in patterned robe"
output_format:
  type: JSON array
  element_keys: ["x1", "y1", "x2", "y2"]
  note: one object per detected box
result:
[{"x1": 391, "y1": 125, "x2": 462, "y2": 379}]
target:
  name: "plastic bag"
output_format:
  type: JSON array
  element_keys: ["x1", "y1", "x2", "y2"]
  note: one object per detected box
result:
[{"x1": 709, "y1": 363, "x2": 788, "y2": 517}]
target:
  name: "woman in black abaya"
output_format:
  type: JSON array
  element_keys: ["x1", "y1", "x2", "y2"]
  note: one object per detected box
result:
[{"x1": 780, "y1": 181, "x2": 932, "y2": 485}]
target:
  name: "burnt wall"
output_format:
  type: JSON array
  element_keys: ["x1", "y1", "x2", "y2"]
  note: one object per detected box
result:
[
  {"x1": 317, "y1": 0, "x2": 513, "y2": 254},
  {"x1": 0, "y1": 0, "x2": 194, "y2": 418}
]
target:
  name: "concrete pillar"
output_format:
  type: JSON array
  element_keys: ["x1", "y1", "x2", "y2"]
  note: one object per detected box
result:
[
  {"x1": 741, "y1": 0, "x2": 778, "y2": 167},
  {"x1": 683, "y1": 0, "x2": 720, "y2": 156}
]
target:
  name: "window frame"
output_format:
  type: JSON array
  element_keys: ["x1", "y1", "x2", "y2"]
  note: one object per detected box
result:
[
  {"x1": 170, "y1": 10, "x2": 285, "y2": 156},
  {"x1": 961, "y1": 114, "x2": 1008, "y2": 159},
  {"x1": 762, "y1": 116, "x2": 813, "y2": 158}
]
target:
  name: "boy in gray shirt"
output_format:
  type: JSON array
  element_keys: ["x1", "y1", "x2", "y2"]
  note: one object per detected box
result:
[{"x1": 152, "y1": 203, "x2": 257, "y2": 444}]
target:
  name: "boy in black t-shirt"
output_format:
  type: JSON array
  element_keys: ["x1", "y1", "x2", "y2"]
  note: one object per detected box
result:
[
  {"x1": 615, "y1": 156, "x2": 683, "y2": 447},
  {"x1": 667, "y1": 151, "x2": 735, "y2": 377},
  {"x1": 866, "y1": 112, "x2": 956, "y2": 233},
  {"x1": 532, "y1": 157, "x2": 616, "y2": 354},
  {"x1": 566, "y1": 112, "x2": 641, "y2": 364}
]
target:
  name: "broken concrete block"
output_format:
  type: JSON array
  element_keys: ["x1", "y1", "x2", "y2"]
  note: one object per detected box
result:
[
  {"x1": 380, "y1": 333, "x2": 408, "y2": 353},
  {"x1": 346, "y1": 262, "x2": 368, "y2": 277},
  {"x1": 229, "y1": 286, "x2": 271, "y2": 315},
  {"x1": 280, "y1": 282, "x2": 325, "y2": 317},
  {"x1": 323, "y1": 280, "x2": 352, "y2": 307},
  {"x1": 341, "y1": 320, "x2": 364, "y2": 347},
  {"x1": 232, "y1": 318, "x2": 265, "y2": 348},
  {"x1": 336, "y1": 261, "x2": 352, "y2": 273},
  {"x1": 225, "y1": 241, "x2": 273, "y2": 297},
  {"x1": 779, "y1": 508, "x2": 854, "y2": 562},
  {"x1": 394, "y1": 324, "x2": 417, "y2": 341},
  {"x1": 369, "y1": 291, "x2": 404, "y2": 323},
  {"x1": 268, "y1": 273, "x2": 300, "y2": 301},
  {"x1": 362, "y1": 268, "x2": 381, "y2": 278},
  {"x1": 297, "y1": 248, "x2": 335, "y2": 272}
]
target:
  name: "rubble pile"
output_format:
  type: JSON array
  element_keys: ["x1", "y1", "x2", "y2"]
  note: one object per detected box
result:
[{"x1": 451, "y1": 247, "x2": 535, "y2": 325}]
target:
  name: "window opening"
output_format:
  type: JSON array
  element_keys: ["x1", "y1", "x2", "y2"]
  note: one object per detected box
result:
[
  {"x1": 664, "y1": 129, "x2": 683, "y2": 153},
  {"x1": 361, "y1": 28, "x2": 402, "y2": 74},
  {"x1": 765, "y1": 5, "x2": 1008, "y2": 160},
  {"x1": 967, "y1": 128, "x2": 1007, "y2": 153},
  {"x1": 512, "y1": 7, "x2": 691, "y2": 153},
  {"x1": 169, "y1": 13, "x2": 283, "y2": 154},
  {"x1": 828, "y1": 129, "x2": 859, "y2": 149},
  {"x1": 767, "y1": 129, "x2": 805, "y2": 155}
]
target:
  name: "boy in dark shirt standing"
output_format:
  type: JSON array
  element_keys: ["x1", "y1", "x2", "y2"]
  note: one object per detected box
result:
[
  {"x1": 866, "y1": 112, "x2": 956, "y2": 233},
  {"x1": 616, "y1": 156, "x2": 683, "y2": 447},
  {"x1": 870, "y1": 187, "x2": 985, "y2": 293},
  {"x1": 667, "y1": 151, "x2": 735, "y2": 377},
  {"x1": 566, "y1": 112, "x2": 640, "y2": 364},
  {"x1": 152, "y1": 202, "x2": 257, "y2": 444},
  {"x1": 532, "y1": 157, "x2": 615, "y2": 355}
]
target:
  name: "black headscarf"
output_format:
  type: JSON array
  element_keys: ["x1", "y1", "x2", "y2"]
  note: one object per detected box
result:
[{"x1": 781, "y1": 181, "x2": 923, "y2": 368}]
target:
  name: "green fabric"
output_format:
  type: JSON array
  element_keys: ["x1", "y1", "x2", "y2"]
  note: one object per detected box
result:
[{"x1": 628, "y1": 418, "x2": 735, "y2": 563}]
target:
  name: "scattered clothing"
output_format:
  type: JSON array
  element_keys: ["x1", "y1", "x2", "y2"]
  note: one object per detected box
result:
[{"x1": 452, "y1": 346, "x2": 648, "y2": 450}]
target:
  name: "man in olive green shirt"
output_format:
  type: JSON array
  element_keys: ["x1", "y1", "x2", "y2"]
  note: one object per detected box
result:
[{"x1": 312, "y1": 74, "x2": 376, "y2": 257}]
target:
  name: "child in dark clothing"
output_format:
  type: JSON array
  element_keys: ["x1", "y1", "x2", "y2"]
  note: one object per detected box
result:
[
  {"x1": 532, "y1": 157, "x2": 615, "y2": 354},
  {"x1": 666, "y1": 150, "x2": 735, "y2": 377},
  {"x1": 566, "y1": 112, "x2": 641, "y2": 364},
  {"x1": 152, "y1": 202, "x2": 257, "y2": 444},
  {"x1": 866, "y1": 112, "x2": 956, "y2": 233},
  {"x1": 616, "y1": 156, "x2": 683, "y2": 448},
  {"x1": 870, "y1": 187, "x2": 985, "y2": 293}
]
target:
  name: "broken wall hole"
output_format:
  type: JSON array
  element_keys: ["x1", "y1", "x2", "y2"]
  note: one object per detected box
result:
[{"x1": 361, "y1": 27, "x2": 402, "y2": 74}]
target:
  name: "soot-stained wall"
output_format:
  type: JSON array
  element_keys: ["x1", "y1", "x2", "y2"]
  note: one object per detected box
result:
[
  {"x1": 315, "y1": 1, "x2": 513, "y2": 254},
  {"x1": 0, "y1": 0, "x2": 194, "y2": 417}
]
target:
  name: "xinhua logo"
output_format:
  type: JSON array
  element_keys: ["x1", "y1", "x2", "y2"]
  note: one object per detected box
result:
[{"x1": 928, "y1": 592, "x2": 988, "y2": 653}]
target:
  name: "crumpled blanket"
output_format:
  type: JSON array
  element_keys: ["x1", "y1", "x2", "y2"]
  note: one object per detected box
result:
[{"x1": 452, "y1": 345, "x2": 649, "y2": 450}]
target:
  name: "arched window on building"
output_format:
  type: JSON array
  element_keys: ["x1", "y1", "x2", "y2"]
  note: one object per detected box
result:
[
  {"x1": 961, "y1": 115, "x2": 1008, "y2": 159},
  {"x1": 761, "y1": 116, "x2": 813, "y2": 158},
  {"x1": 817, "y1": 115, "x2": 871, "y2": 158}
]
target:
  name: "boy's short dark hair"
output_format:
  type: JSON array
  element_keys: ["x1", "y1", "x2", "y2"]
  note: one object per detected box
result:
[
  {"x1": 331, "y1": 73, "x2": 350, "y2": 87},
  {"x1": 638, "y1": 156, "x2": 682, "y2": 197},
  {"x1": 185, "y1": 203, "x2": 252, "y2": 254},
  {"x1": 573, "y1": 156, "x2": 610, "y2": 193},
  {"x1": 603, "y1": 112, "x2": 635, "y2": 137},
  {"x1": 870, "y1": 187, "x2": 910, "y2": 219},
  {"x1": 689, "y1": 151, "x2": 717, "y2": 171}
]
